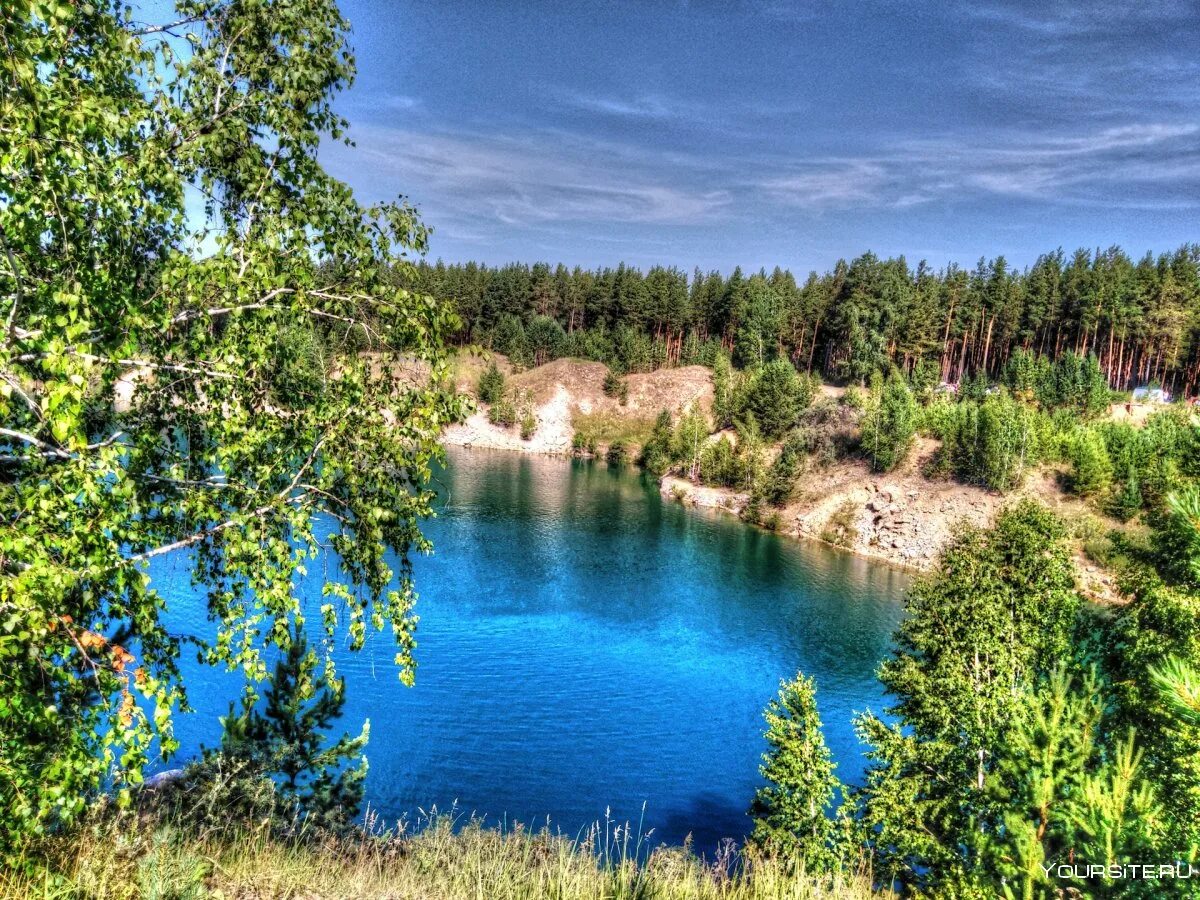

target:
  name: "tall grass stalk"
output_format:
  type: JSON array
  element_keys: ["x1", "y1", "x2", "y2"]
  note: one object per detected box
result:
[{"x1": 2, "y1": 808, "x2": 888, "y2": 900}]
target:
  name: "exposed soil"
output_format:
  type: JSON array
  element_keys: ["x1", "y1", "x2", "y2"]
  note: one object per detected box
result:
[{"x1": 443, "y1": 354, "x2": 713, "y2": 455}]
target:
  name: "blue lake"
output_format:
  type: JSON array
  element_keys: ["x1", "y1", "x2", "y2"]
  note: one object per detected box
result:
[{"x1": 155, "y1": 447, "x2": 908, "y2": 851}]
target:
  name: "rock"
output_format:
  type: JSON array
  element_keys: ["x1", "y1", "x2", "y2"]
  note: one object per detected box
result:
[{"x1": 143, "y1": 768, "x2": 185, "y2": 791}]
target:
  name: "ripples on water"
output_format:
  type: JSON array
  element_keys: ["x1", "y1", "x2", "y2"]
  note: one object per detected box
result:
[{"x1": 154, "y1": 448, "x2": 907, "y2": 851}]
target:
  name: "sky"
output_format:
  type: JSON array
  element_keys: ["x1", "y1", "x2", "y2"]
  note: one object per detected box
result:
[{"x1": 319, "y1": 2, "x2": 1197, "y2": 272}]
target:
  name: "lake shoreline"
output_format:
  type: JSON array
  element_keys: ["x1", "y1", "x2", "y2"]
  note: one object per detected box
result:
[
  {"x1": 441, "y1": 355, "x2": 1121, "y2": 597},
  {"x1": 443, "y1": 441, "x2": 930, "y2": 576}
]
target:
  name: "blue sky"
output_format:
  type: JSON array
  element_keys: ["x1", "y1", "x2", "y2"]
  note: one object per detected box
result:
[{"x1": 318, "y1": 1, "x2": 1199, "y2": 272}]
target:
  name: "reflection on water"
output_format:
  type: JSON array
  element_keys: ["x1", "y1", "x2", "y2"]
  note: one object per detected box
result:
[{"x1": 154, "y1": 447, "x2": 907, "y2": 851}]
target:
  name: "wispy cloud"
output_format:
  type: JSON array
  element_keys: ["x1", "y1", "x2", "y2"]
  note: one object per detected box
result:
[
  {"x1": 324, "y1": 124, "x2": 732, "y2": 229},
  {"x1": 551, "y1": 89, "x2": 684, "y2": 120},
  {"x1": 967, "y1": 0, "x2": 1193, "y2": 37},
  {"x1": 380, "y1": 94, "x2": 421, "y2": 111},
  {"x1": 749, "y1": 1, "x2": 817, "y2": 24},
  {"x1": 750, "y1": 122, "x2": 1200, "y2": 211},
  {"x1": 325, "y1": 114, "x2": 1200, "y2": 248}
]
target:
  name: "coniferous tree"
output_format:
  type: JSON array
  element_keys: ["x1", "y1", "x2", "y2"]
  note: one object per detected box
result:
[
  {"x1": 748, "y1": 674, "x2": 842, "y2": 870},
  {"x1": 983, "y1": 666, "x2": 1160, "y2": 899},
  {"x1": 639, "y1": 410, "x2": 675, "y2": 475},
  {"x1": 742, "y1": 360, "x2": 811, "y2": 439},
  {"x1": 856, "y1": 502, "x2": 1079, "y2": 892},
  {"x1": 477, "y1": 363, "x2": 505, "y2": 404},
  {"x1": 221, "y1": 628, "x2": 369, "y2": 832}
]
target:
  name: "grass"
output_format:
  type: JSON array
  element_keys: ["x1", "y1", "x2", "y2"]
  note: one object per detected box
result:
[
  {"x1": 820, "y1": 501, "x2": 860, "y2": 549},
  {"x1": 572, "y1": 409, "x2": 658, "y2": 453},
  {"x1": 2, "y1": 810, "x2": 889, "y2": 900}
]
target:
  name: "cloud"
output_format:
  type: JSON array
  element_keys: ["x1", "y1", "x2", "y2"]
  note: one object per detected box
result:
[
  {"x1": 380, "y1": 94, "x2": 421, "y2": 111},
  {"x1": 552, "y1": 89, "x2": 682, "y2": 120},
  {"x1": 751, "y1": 122, "x2": 1200, "y2": 211},
  {"x1": 325, "y1": 124, "x2": 733, "y2": 229},
  {"x1": 322, "y1": 112, "x2": 1199, "y2": 254},
  {"x1": 749, "y1": 1, "x2": 817, "y2": 24},
  {"x1": 966, "y1": 0, "x2": 1194, "y2": 38},
  {"x1": 757, "y1": 163, "x2": 892, "y2": 208}
]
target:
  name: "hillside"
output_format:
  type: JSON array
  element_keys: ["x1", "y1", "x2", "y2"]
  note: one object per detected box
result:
[
  {"x1": 445, "y1": 354, "x2": 714, "y2": 453},
  {"x1": 448, "y1": 354, "x2": 1124, "y2": 590}
]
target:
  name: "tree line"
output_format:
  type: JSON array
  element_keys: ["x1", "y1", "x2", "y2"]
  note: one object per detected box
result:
[{"x1": 410, "y1": 247, "x2": 1200, "y2": 396}]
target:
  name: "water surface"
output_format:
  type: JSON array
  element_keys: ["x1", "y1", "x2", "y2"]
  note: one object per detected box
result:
[{"x1": 158, "y1": 448, "x2": 907, "y2": 851}]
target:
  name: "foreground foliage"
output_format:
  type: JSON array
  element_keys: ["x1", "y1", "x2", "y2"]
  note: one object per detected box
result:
[{"x1": 0, "y1": 0, "x2": 465, "y2": 854}]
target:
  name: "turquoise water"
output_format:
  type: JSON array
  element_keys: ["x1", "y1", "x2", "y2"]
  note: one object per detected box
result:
[{"x1": 155, "y1": 448, "x2": 907, "y2": 851}]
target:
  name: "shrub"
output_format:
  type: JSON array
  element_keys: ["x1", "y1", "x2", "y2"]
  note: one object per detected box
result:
[
  {"x1": 639, "y1": 410, "x2": 675, "y2": 475},
  {"x1": 1066, "y1": 428, "x2": 1113, "y2": 497},
  {"x1": 860, "y1": 372, "x2": 917, "y2": 473},
  {"x1": 488, "y1": 397, "x2": 517, "y2": 427},
  {"x1": 758, "y1": 431, "x2": 806, "y2": 507},
  {"x1": 606, "y1": 441, "x2": 628, "y2": 466},
  {"x1": 842, "y1": 387, "x2": 867, "y2": 410},
  {"x1": 477, "y1": 363, "x2": 505, "y2": 404},
  {"x1": 602, "y1": 369, "x2": 628, "y2": 405},
  {"x1": 699, "y1": 436, "x2": 744, "y2": 488},
  {"x1": 1108, "y1": 465, "x2": 1144, "y2": 521},
  {"x1": 820, "y1": 501, "x2": 858, "y2": 547},
  {"x1": 520, "y1": 411, "x2": 537, "y2": 441},
  {"x1": 794, "y1": 399, "x2": 859, "y2": 468}
]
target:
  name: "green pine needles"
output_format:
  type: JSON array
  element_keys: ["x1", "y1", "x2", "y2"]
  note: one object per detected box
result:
[
  {"x1": 219, "y1": 628, "x2": 369, "y2": 832},
  {"x1": 748, "y1": 674, "x2": 845, "y2": 873}
]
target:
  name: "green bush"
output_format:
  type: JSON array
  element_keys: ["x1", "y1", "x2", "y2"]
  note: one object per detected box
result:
[
  {"x1": 602, "y1": 369, "x2": 628, "y2": 405},
  {"x1": 606, "y1": 441, "x2": 628, "y2": 466},
  {"x1": 520, "y1": 411, "x2": 537, "y2": 441},
  {"x1": 758, "y1": 431, "x2": 806, "y2": 507},
  {"x1": 639, "y1": 410, "x2": 675, "y2": 475},
  {"x1": 698, "y1": 436, "x2": 744, "y2": 487},
  {"x1": 820, "y1": 501, "x2": 858, "y2": 547},
  {"x1": 1066, "y1": 428, "x2": 1113, "y2": 497},
  {"x1": 860, "y1": 372, "x2": 917, "y2": 473},
  {"x1": 488, "y1": 397, "x2": 517, "y2": 427},
  {"x1": 477, "y1": 363, "x2": 505, "y2": 404}
]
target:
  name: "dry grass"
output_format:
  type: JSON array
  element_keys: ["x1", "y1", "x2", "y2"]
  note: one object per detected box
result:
[
  {"x1": 572, "y1": 409, "x2": 659, "y2": 450},
  {"x1": 2, "y1": 813, "x2": 889, "y2": 900}
]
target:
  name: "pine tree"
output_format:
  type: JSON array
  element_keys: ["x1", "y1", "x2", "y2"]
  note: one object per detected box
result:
[
  {"x1": 1067, "y1": 428, "x2": 1114, "y2": 497},
  {"x1": 748, "y1": 674, "x2": 842, "y2": 870},
  {"x1": 639, "y1": 410, "x2": 675, "y2": 475},
  {"x1": 856, "y1": 502, "x2": 1080, "y2": 892},
  {"x1": 221, "y1": 628, "x2": 369, "y2": 831},
  {"x1": 477, "y1": 363, "x2": 505, "y2": 404}
]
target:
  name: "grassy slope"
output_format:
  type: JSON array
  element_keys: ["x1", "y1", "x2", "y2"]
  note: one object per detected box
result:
[{"x1": 2, "y1": 818, "x2": 889, "y2": 900}]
